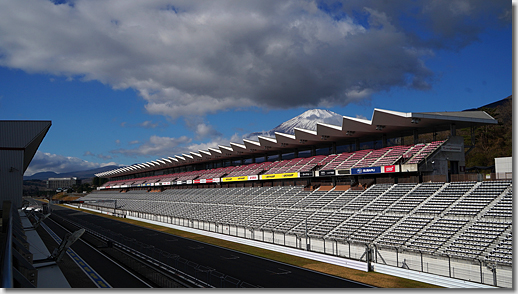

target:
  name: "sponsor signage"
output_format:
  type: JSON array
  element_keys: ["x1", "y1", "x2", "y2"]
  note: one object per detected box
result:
[
  {"x1": 248, "y1": 175, "x2": 259, "y2": 181},
  {"x1": 400, "y1": 164, "x2": 418, "y2": 172},
  {"x1": 319, "y1": 170, "x2": 336, "y2": 176},
  {"x1": 177, "y1": 181, "x2": 183, "y2": 185},
  {"x1": 299, "y1": 171, "x2": 313, "y2": 178},
  {"x1": 222, "y1": 176, "x2": 249, "y2": 182},
  {"x1": 187, "y1": 180, "x2": 193, "y2": 185},
  {"x1": 351, "y1": 166, "x2": 381, "y2": 175},
  {"x1": 441, "y1": 145, "x2": 462, "y2": 152},
  {"x1": 161, "y1": 181, "x2": 171, "y2": 186},
  {"x1": 193, "y1": 178, "x2": 220, "y2": 184},
  {"x1": 121, "y1": 185, "x2": 128, "y2": 188},
  {"x1": 383, "y1": 165, "x2": 396, "y2": 173},
  {"x1": 260, "y1": 172, "x2": 298, "y2": 180},
  {"x1": 351, "y1": 165, "x2": 398, "y2": 175},
  {"x1": 337, "y1": 169, "x2": 350, "y2": 175}
]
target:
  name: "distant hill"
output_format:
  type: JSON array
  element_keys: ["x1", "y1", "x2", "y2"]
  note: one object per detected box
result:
[
  {"x1": 23, "y1": 165, "x2": 122, "y2": 181},
  {"x1": 463, "y1": 96, "x2": 512, "y2": 111}
]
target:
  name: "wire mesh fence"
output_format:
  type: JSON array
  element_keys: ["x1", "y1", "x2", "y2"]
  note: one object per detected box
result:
[{"x1": 77, "y1": 203, "x2": 512, "y2": 288}]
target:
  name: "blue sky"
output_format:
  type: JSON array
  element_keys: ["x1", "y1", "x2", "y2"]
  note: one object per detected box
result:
[{"x1": 0, "y1": 0, "x2": 512, "y2": 176}]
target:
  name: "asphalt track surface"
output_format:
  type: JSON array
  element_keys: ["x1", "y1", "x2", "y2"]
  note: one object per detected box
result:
[
  {"x1": 50, "y1": 205, "x2": 371, "y2": 288},
  {"x1": 43, "y1": 215, "x2": 152, "y2": 288}
]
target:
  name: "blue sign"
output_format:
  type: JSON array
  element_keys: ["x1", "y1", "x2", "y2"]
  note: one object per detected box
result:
[{"x1": 351, "y1": 166, "x2": 381, "y2": 175}]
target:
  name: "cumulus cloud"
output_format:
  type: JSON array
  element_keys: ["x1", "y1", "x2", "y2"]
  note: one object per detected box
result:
[
  {"x1": 120, "y1": 120, "x2": 166, "y2": 129},
  {"x1": 25, "y1": 151, "x2": 121, "y2": 176},
  {"x1": 111, "y1": 135, "x2": 192, "y2": 158},
  {"x1": 0, "y1": 0, "x2": 507, "y2": 120}
]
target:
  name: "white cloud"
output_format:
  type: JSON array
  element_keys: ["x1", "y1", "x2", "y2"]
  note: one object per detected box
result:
[
  {"x1": 0, "y1": 0, "x2": 508, "y2": 120},
  {"x1": 25, "y1": 151, "x2": 121, "y2": 176},
  {"x1": 111, "y1": 135, "x2": 192, "y2": 157}
]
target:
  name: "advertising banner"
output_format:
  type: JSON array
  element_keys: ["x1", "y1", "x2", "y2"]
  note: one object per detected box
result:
[
  {"x1": 351, "y1": 165, "x2": 398, "y2": 175},
  {"x1": 299, "y1": 171, "x2": 313, "y2": 178},
  {"x1": 222, "y1": 176, "x2": 249, "y2": 182},
  {"x1": 318, "y1": 170, "x2": 336, "y2": 176},
  {"x1": 260, "y1": 172, "x2": 298, "y2": 180},
  {"x1": 161, "y1": 181, "x2": 171, "y2": 186},
  {"x1": 248, "y1": 175, "x2": 259, "y2": 181},
  {"x1": 383, "y1": 165, "x2": 396, "y2": 173},
  {"x1": 351, "y1": 166, "x2": 381, "y2": 175},
  {"x1": 187, "y1": 180, "x2": 193, "y2": 185}
]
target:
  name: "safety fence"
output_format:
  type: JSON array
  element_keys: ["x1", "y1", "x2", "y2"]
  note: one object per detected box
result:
[{"x1": 80, "y1": 203, "x2": 512, "y2": 288}]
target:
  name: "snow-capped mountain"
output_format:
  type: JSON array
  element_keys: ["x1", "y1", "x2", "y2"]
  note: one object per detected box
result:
[{"x1": 244, "y1": 109, "x2": 343, "y2": 140}]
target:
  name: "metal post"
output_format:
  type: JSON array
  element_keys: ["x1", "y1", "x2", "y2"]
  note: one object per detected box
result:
[
  {"x1": 493, "y1": 262, "x2": 497, "y2": 287},
  {"x1": 420, "y1": 251, "x2": 423, "y2": 272},
  {"x1": 323, "y1": 238, "x2": 325, "y2": 254},
  {"x1": 305, "y1": 214, "x2": 309, "y2": 250},
  {"x1": 479, "y1": 259, "x2": 483, "y2": 283},
  {"x1": 396, "y1": 247, "x2": 399, "y2": 267}
]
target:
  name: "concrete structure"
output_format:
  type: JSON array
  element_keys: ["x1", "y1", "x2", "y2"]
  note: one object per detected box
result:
[
  {"x1": 495, "y1": 157, "x2": 512, "y2": 179},
  {"x1": 0, "y1": 121, "x2": 51, "y2": 209},
  {"x1": 46, "y1": 177, "x2": 81, "y2": 191}
]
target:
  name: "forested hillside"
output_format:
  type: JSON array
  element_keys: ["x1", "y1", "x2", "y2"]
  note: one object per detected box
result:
[{"x1": 462, "y1": 95, "x2": 512, "y2": 169}]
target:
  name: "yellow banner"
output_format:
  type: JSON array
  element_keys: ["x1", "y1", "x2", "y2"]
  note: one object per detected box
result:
[
  {"x1": 222, "y1": 176, "x2": 249, "y2": 182},
  {"x1": 260, "y1": 172, "x2": 298, "y2": 180}
]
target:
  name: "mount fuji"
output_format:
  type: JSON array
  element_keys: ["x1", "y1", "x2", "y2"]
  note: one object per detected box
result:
[{"x1": 244, "y1": 109, "x2": 344, "y2": 140}]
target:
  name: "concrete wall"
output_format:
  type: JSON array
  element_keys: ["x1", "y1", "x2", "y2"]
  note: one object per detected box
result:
[{"x1": 0, "y1": 150, "x2": 24, "y2": 209}]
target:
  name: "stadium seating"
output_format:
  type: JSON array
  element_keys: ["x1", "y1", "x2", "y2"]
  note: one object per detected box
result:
[
  {"x1": 81, "y1": 179, "x2": 512, "y2": 264},
  {"x1": 100, "y1": 141, "x2": 447, "y2": 189}
]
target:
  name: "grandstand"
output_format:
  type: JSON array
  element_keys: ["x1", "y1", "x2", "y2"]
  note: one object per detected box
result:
[{"x1": 81, "y1": 108, "x2": 512, "y2": 288}]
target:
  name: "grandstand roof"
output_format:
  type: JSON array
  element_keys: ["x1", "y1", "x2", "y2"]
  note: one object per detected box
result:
[
  {"x1": 0, "y1": 120, "x2": 52, "y2": 173},
  {"x1": 95, "y1": 108, "x2": 497, "y2": 178}
]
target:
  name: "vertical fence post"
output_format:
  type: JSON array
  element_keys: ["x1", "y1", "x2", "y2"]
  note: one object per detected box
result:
[
  {"x1": 420, "y1": 251, "x2": 424, "y2": 272},
  {"x1": 448, "y1": 255, "x2": 451, "y2": 277},
  {"x1": 396, "y1": 247, "x2": 399, "y2": 267}
]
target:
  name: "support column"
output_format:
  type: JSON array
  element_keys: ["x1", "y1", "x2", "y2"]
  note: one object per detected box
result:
[
  {"x1": 450, "y1": 123, "x2": 456, "y2": 137},
  {"x1": 382, "y1": 134, "x2": 387, "y2": 148},
  {"x1": 471, "y1": 126, "x2": 476, "y2": 146},
  {"x1": 413, "y1": 129, "x2": 419, "y2": 145},
  {"x1": 355, "y1": 139, "x2": 360, "y2": 151},
  {"x1": 294, "y1": 149, "x2": 299, "y2": 158},
  {"x1": 331, "y1": 142, "x2": 337, "y2": 154}
]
